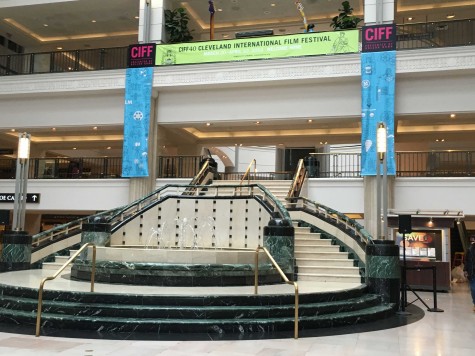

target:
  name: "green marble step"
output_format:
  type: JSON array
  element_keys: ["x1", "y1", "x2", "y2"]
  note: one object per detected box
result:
[
  {"x1": 0, "y1": 303, "x2": 396, "y2": 334},
  {"x1": 0, "y1": 293, "x2": 382, "y2": 319}
]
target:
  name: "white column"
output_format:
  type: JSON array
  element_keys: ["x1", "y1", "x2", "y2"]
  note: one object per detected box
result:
[
  {"x1": 138, "y1": 0, "x2": 167, "y2": 43},
  {"x1": 364, "y1": 0, "x2": 395, "y2": 25}
]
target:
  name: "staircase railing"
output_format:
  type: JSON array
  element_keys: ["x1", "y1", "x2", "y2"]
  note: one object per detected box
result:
[
  {"x1": 288, "y1": 196, "x2": 373, "y2": 245},
  {"x1": 240, "y1": 159, "x2": 257, "y2": 185},
  {"x1": 287, "y1": 158, "x2": 307, "y2": 200},
  {"x1": 30, "y1": 183, "x2": 292, "y2": 262},
  {"x1": 108, "y1": 183, "x2": 292, "y2": 232},
  {"x1": 183, "y1": 158, "x2": 216, "y2": 195},
  {"x1": 254, "y1": 246, "x2": 299, "y2": 339},
  {"x1": 36, "y1": 243, "x2": 97, "y2": 337}
]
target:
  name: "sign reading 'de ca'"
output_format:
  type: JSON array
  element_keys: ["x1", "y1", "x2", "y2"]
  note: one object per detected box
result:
[{"x1": 0, "y1": 193, "x2": 41, "y2": 203}]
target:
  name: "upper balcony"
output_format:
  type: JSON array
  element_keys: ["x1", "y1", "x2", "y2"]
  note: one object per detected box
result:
[{"x1": 0, "y1": 19, "x2": 473, "y2": 76}]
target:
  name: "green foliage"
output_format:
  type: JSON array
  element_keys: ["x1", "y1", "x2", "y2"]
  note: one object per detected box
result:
[
  {"x1": 164, "y1": 8, "x2": 194, "y2": 43},
  {"x1": 330, "y1": 1, "x2": 363, "y2": 30}
]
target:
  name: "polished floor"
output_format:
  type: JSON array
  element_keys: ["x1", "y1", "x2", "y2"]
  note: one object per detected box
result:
[{"x1": 0, "y1": 269, "x2": 474, "y2": 355}]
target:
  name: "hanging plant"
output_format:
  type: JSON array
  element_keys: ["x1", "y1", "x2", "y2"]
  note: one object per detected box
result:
[
  {"x1": 330, "y1": 1, "x2": 363, "y2": 30},
  {"x1": 164, "y1": 8, "x2": 194, "y2": 43}
]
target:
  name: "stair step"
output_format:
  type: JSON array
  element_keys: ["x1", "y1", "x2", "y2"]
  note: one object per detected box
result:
[
  {"x1": 0, "y1": 304, "x2": 394, "y2": 333},
  {"x1": 295, "y1": 251, "x2": 346, "y2": 259},
  {"x1": 0, "y1": 294, "x2": 380, "y2": 320},
  {"x1": 41, "y1": 262, "x2": 72, "y2": 272},
  {"x1": 297, "y1": 266, "x2": 360, "y2": 276},
  {"x1": 295, "y1": 244, "x2": 338, "y2": 251},
  {"x1": 294, "y1": 238, "x2": 331, "y2": 246},
  {"x1": 296, "y1": 258, "x2": 355, "y2": 267},
  {"x1": 297, "y1": 274, "x2": 362, "y2": 283}
]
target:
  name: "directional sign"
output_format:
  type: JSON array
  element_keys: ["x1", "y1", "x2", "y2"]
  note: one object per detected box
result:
[{"x1": 0, "y1": 193, "x2": 41, "y2": 203}]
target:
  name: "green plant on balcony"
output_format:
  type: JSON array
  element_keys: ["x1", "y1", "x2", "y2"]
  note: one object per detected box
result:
[
  {"x1": 164, "y1": 8, "x2": 194, "y2": 43},
  {"x1": 330, "y1": 1, "x2": 363, "y2": 30}
]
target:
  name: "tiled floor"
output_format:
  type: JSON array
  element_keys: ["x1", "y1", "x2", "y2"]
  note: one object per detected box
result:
[{"x1": 0, "y1": 270, "x2": 474, "y2": 355}]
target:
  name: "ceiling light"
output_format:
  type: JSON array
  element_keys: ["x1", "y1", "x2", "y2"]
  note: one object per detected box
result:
[
  {"x1": 217, "y1": 8, "x2": 223, "y2": 12},
  {"x1": 307, "y1": 119, "x2": 313, "y2": 123},
  {"x1": 43, "y1": 24, "x2": 48, "y2": 27},
  {"x1": 107, "y1": 146, "x2": 111, "y2": 150},
  {"x1": 11, "y1": 129, "x2": 15, "y2": 132},
  {"x1": 56, "y1": 46, "x2": 63, "y2": 50},
  {"x1": 446, "y1": 14, "x2": 455, "y2": 19},
  {"x1": 450, "y1": 114, "x2": 456, "y2": 118},
  {"x1": 428, "y1": 217, "x2": 434, "y2": 227},
  {"x1": 73, "y1": 147, "x2": 77, "y2": 150},
  {"x1": 91, "y1": 20, "x2": 97, "y2": 23},
  {"x1": 134, "y1": 16, "x2": 139, "y2": 19},
  {"x1": 255, "y1": 121, "x2": 260, "y2": 125},
  {"x1": 271, "y1": 3, "x2": 276, "y2": 7},
  {"x1": 93, "y1": 126, "x2": 98, "y2": 130},
  {"x1": 51, "y1": 128, "x2": 56, "y2": 131},
  {"x1": 222, "y1": 34, "x2": 229, "y2": 38},
  {"x1": 206, "y1": 122, "x2": 211, "y2": 126},
  {"x1": 407, "y1": 17, "x2": 413, "y2": 21}
]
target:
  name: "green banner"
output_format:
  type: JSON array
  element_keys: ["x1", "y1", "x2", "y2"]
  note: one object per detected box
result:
[{"x1": 156, "y1": 30, "x2": 359, "y2": 66}]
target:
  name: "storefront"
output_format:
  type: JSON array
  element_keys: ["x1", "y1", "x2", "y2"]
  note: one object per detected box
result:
[{"x1": 388, "y1": 212, "x2": 464, "y2": 291}]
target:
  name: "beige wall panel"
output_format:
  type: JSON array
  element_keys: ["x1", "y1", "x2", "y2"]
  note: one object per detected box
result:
[
  {"x1": 215, "y1": 200, "x2": 231, "y2": 248},
  {"x1": 195, "y1": 199, "x2": 216, "y2": 248},
  {"x1": 230, "y1": 199, "x2": 247, "y2": 248}
]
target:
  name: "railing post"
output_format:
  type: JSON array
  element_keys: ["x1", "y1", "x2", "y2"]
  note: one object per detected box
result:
[
  {"x1": 29, "y1": 53, "x2": 35, "y2": 74},
  {"x1": 74, "y1": 50, "x2": 80, "y2": 71},
  {"x1": 100, "y1": 48, "x2": 105, "y2": 70},
  {"x1": 49, "y1": 52, "x2": 55, "y2": 73}
]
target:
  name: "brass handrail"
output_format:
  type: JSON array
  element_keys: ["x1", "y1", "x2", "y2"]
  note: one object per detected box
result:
[
  {"x1": 254, "y1": 246, "x2": 299, "y2": 339},
  {"x1": 240, "y1": 159, "x2": 256, "y2": 186},
  {"x1": 35, "y1": 243, "x2": 97, "y2": 337},
  {"x1": 287, "y1": 158, "x2": 307, "y2": 200}
]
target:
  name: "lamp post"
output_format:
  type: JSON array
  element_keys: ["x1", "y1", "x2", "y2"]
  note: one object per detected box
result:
[
  {"x1": 12, "y1": 132, "x2": 31, "y2": 232},
  {"x1": 377, "y1": 123, "x2": 387, "y2": 239}
]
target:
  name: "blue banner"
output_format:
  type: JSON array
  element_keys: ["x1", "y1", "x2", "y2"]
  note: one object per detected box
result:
[
  {"x1": 361, "y1": 51, "x2": 396, "y2": 176},
  {"x1": 122, "y1": 67, "x2": 154, "y2": 177}
]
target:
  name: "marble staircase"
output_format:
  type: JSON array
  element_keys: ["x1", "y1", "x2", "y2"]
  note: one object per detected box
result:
[
  {"x1": 294, "y1": 226, "x2": 362, "y2": 284},
  {"x1": 0, "y1": 282, "x2": 394, "y2": 337}
]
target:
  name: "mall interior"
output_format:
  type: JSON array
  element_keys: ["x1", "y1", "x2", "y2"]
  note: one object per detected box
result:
[{"x1": 0, "y1": 0, "x2": 474, "y2": 354}]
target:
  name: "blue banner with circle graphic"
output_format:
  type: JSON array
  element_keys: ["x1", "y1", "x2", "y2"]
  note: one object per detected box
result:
[
  {"x1": 361, "y1": 51, "x2": 396, "y2": 176},
  {"x1": 121, "y1": 67, "x2": 154, "y2": 177}
]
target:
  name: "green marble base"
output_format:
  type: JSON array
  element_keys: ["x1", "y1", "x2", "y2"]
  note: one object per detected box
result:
[{"x1": 0, "y1": 231, "x2": 32, "y2": 272}]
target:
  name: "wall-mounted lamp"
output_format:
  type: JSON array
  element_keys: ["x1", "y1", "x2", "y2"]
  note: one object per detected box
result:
[
  {"x1": 13, "y1": 132, "x2": 31, "y2": 231},
  {"x1": 428, "y1": 217, "x2": 434, "y2": 227},
  {"x1": 18, "y1": 134, "x2": 31, "y2": 160},
  {"x1": 377, "y1": 122, "x2": 387, "y2": 161}
]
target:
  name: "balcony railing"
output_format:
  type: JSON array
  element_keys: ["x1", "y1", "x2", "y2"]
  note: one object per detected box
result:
[
  {"x1": 0, "y1": 152, "x2": 474, "y2": 180},
  {"x1": 0, "y1": 19, "x2": 473, "y2": 76},
  {"x1": 0, "y1": 157, "x2": 122, "y2": 179}
]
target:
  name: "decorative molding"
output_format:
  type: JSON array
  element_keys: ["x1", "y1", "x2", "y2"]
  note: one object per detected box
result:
[{"x1": 0, "y1": 47, "x2": 474, "y2": 95}]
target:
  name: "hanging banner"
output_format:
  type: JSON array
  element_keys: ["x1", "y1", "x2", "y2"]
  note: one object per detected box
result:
[
  {"x1": 155, "y1": 30, "x2": 359, "y2": 66},
  {"x1": 361, "y1": 51, "x2": 396, "y2": 176},
  {"x1": 121, "y1": 67, "x2": 154, "y2": 177}
]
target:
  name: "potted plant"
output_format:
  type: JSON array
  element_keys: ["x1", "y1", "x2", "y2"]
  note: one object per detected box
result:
[
  {"x1": 330, "y1": 1, "x2": 363, "y2": 30},
  {"x1": 164, "y1": 8, "x2": 194, "y2": 43}
]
